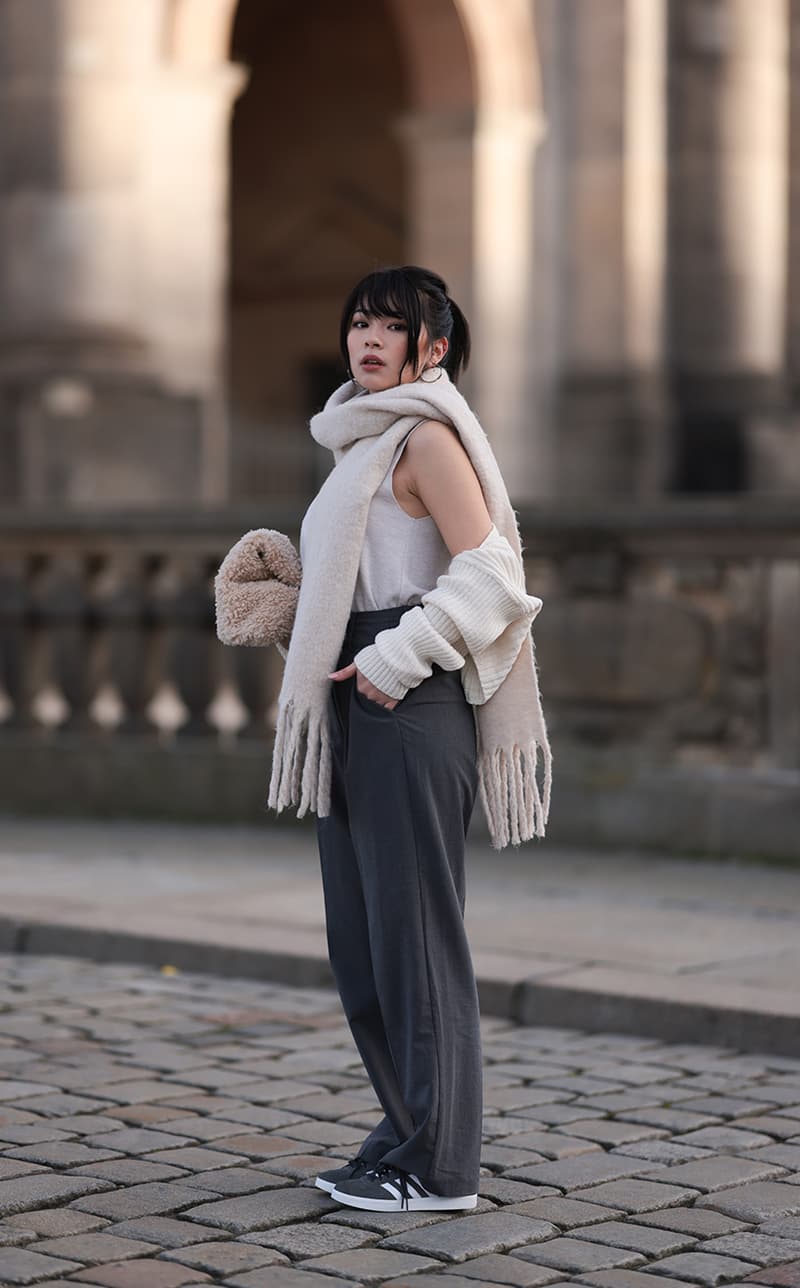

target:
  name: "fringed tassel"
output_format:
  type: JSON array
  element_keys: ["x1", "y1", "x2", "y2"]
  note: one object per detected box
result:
[
  {"x1": 478, "y1": 739, "x2": 552, "y2": 850},
  {"x1": 268, "y1": 701, "x2": 332, "y2": 819}
]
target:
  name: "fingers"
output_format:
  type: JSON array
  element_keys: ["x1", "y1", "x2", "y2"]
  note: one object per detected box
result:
[
  {"x1": 327, "y1": 663, "x2": 397, "y2": 709},
  {"x1": 328, "y1": 663, "x2": 357, "y2": 681},
  {"x1": 359, "y1": 679, "x2": 398, "y2": 709}
]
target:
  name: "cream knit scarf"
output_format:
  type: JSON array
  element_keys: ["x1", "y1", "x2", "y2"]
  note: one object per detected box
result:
[{"x1": 267, "y1": 370, "x2": 552, "y2": 848}]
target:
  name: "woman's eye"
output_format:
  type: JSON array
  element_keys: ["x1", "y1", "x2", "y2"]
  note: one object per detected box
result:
[{"x1": 389, "y1": 323, "x2": 407, "y2": 331}]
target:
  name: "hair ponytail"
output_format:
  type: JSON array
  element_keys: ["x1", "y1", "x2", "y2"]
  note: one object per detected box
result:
[{"x1": 443, "y1": 296, "x2": 471, "y2": 383}]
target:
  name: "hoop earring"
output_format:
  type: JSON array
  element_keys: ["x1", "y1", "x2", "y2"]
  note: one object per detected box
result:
[{"x1": 421, "y1": 365, "x2": 444, "y2": 383}]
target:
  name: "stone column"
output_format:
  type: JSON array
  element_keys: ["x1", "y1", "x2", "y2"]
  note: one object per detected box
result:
[
  {"x1": 0, "y1": 0, "x2": 243, "y2": 505},
  {"x1": 394, "y1": 109, "x2": 476, "y2": 336},
  {"x1": 624, "y1": 0, "x2": 670, "y2": 495},
  {"x1": 471, "y1": 105, "x2": 545, "y2": 500},
  {"x1": 668, "y1": 0, "x2": 789, "y2": 490},
  {"x1": 398, "y1": 101, "x2": 545, "y2": 502},
  {"x1": 556, "y1": 0, "x2": 633, "y2": 498},
  {"x1": 783, "y1": 1, "x2": 800, "y2": 490},
  {"x1": 0, "y1": 0, "x2": 155, "y2": 342},
  {"x1": 136, "y1": 60, "x2": 246, "y2": 501}
]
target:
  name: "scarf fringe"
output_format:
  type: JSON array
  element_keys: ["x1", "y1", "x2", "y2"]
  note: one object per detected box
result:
[
  {"x1": 268, "y1": 701, "x2": 332, "y2": 819},
  {"x1": 479, "y1": 738, "x2": 553, "y2": 849}
]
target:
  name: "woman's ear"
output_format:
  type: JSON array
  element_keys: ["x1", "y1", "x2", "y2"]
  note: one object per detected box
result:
[{"x1": 431, "y1": 337, "x2": 449, "y2": 366}]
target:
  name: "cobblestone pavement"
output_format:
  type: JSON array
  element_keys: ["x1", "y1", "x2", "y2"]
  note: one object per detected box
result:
[{"x1": 1, "y1": 957, "x2": 800, "y2": 1287}]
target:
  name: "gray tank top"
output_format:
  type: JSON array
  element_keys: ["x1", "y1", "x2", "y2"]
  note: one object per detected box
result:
[{"x1": 352, "y1": 427, "x2": 451, "y2": 612}]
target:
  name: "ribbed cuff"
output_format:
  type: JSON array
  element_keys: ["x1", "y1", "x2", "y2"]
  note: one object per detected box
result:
[{"x1": 353, "y1": 644, "x2": 410, "y2": 701}]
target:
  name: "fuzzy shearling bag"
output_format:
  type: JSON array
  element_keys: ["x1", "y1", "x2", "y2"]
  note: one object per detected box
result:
[{"x1": 214, "y1": 528, "x2": 301, "y2": 650}]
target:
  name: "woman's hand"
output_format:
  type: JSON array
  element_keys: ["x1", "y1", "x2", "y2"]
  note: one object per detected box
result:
[{"x1": 328, "y1": 663, "x2": 398, "y2": 710}]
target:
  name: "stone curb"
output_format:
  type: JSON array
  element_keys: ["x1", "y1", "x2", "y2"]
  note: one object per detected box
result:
[{"x1": 0, "y1": 916, "x2": 798, "y2": 1058}]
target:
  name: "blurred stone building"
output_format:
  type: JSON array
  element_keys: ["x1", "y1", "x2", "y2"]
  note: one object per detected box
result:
[
  {"x1": 3, "y1": 0, "x2": 799, "y2": 508},
  {"x1": 0, "y1": 0, "x2": 798, "y2": 858}
]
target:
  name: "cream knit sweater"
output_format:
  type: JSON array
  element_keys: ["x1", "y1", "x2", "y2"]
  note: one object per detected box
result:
[{"x1": 354, "y1": 525, "x2": 542, "y2": 702}]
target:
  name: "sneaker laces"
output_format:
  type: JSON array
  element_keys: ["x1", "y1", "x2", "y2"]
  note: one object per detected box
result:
[{"x1": 369, "y1": 1163, "x2": 413, "y2": 1210}]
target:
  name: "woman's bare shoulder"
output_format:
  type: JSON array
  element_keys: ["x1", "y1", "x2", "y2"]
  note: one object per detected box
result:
[{"x1": 405, "y1": 419, "x2": 466, "y2": 460}]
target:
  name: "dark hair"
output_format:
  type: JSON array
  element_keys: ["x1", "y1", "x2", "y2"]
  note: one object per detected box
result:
[{"x1": 339, "y1": 265, "x2": 471, "y2": 385}]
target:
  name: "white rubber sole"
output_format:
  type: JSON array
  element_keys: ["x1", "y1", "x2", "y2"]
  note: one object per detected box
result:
[
  {"x1": 331, "y1": 1186, "x2": 478, "y2": 1212},
  {"x1": 314, "y1": 1176, "x2": 336, "y2": 1193}
]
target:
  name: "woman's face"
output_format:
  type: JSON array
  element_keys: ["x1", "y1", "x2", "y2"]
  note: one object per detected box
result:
[{"x1": 347, "y1": 308, "x2": 436, "y2": 392}]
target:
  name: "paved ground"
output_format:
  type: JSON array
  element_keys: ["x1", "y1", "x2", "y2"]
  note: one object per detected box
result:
[
  {"x1": 0, "y1": 821, "x2": 799, "y2": 1055},
  {"x1": 1, "y1": 955, "x2": 800, "y2": 1286}
]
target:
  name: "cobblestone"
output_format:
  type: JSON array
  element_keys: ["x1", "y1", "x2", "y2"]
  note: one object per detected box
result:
[
  {"x1": 508, "y1": 1195, "x2": 624, "y2": 1227},
  {"x1": 187, "y1": 1185, "x2": 337, "y2": 1233},
  {"x1": 569, "y1": 1218, "x2": 697, "y2": 1255},
  {"x1": 1, "y1": 954, "x2": 800, "y2": 1285},
  {"x1": 71, "y1": 1179, "x2": 211, "y2": 1219},
  {"x1": 0, "y1": 1172, "x2": 111, "y2": 1215},
  {"x1": 701, "y1": 1231, "x2": 800, "y2": 1265},
  {"x1": 759, "y1": 1215, "x2": 800, "y2": 1237},
  {"x1": 634, "y1": 1205, "x2": 752, "y2": 1236},
  {"x1": 70, "y1": 1157, "x2": 189, "y2": 1184},
  {"x1": 513, "y1": 1234, "x2": 647, "y2": 1272},
  {"x1": 646, "y1": 1249, "x2": 760, "y2": 1283},
  {"x1": 504, "y1": 1152, "x2": 655, "y2": 1189},
  {"x1": 439, "y1": 1252, "x2": 564, "y2": 1283},
  {"x1": 174, "y1": 1166, "x2": 288, "y2": 1195},
  {"x1": 2, "y1": 1208, "x2": 107, "y2": 1236},
  {"x1": 249, "y1": 1217, "x2": 377, "y2": 1258},
  {"x1": 644, "y1": 1156, "x2": 789, "y2": 1193},
  {"x1": 578, "y1": 1273, "x2": 700, "y2": 1287},
  {"x1": 0, "y1": 1245, "x2": 84, "y2": 1283},
  {"x1": 696, "y1": 1182, "x2": 800, "y2": 1221},
  {"x1": 742, "y1": 1263, "x2": 800, "y2": 1286},
  {"x1": 224, "y1": 1270, "x2": 354, "y2": 1288},
  {"x1": 381, "y1": 1211, "x2": 558, "y2": 1261},
  {"x1": 103, "y1": 1213, "x2": 229, "y2": 1245},
  {"x1": 68, "y1": 1260, "x2": 213, "y2": 1286},
  {"x1": 33, "y1": 1230, "x2": 154, "y2": 1261},
  {"x1": 303, "y1": 1248, "x2": 441, "y2": 1281},
  {"x1": 162, "y1": 1239, "x2": 290, "y2": 1273},
  {"x1": 567, "y1": 1177, "x2": 701, "y2": 1212}
]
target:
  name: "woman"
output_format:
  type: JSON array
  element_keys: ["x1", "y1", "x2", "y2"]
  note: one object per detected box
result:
[{"x1": 268, "y1": 266, "x2": 551, "y2": 1213}]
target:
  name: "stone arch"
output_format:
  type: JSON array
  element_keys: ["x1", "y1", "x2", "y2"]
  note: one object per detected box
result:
[{"x1": 165, "y1": 0, "x2": 544, "y2": 500}]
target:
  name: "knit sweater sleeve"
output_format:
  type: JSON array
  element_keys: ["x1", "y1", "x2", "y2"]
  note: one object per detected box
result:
[{"x1": 353, "y1": 525, "x2": 542, "y2": 704}]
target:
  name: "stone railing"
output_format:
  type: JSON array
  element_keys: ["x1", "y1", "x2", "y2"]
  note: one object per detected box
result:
[
  {"x1": 1, "y1": 501, "x2": 798, "y2": 852},
  {"x1": 0, "y1": 507, "x2": 298, "y2": 746}
]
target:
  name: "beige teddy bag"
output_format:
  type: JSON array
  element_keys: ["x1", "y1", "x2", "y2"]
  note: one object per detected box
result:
[{"x1": 214, "y1": 528, "x2": 301, "y2": 652}]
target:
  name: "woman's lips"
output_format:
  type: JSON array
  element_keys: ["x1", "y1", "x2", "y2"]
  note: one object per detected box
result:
[{"x1": 361, "y1": 357, "x2": 385, "y2": 367}]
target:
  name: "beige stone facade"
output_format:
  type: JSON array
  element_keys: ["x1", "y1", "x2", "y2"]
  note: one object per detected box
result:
[{"x1": 1, "y1": 0, "x2": 796, "y2": 511}]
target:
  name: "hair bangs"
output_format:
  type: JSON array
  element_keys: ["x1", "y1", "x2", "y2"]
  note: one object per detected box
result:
[{"x1": 355, "y1": 271, "x2": 420, "y2": 328}]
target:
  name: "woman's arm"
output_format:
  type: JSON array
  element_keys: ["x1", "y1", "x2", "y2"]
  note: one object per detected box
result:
[{"x1": 397, "y1": 419, "x2": 493, "y2": 556}]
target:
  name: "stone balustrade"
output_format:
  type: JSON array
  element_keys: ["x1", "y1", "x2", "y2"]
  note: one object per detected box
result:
[{"x1": 0, "y1": 502, "x2": 798, "y2": 855}]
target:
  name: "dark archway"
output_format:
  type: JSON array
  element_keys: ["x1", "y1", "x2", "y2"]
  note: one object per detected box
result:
[{"x1": 228, "y1": 0, "x2": 409, "y2": 502}]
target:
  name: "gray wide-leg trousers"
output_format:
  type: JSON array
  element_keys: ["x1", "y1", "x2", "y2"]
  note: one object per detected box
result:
[{"x1": 316, "y1": 606, "x2": 483, "y2": 1197}]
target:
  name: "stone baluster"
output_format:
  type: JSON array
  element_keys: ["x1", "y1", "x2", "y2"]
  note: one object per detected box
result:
[
  {"x1": 145, "y1": 553, "x2": 215, "y2": 739},
  {"x1": 206, "y1": 645, "x2": 251, "y2": 746},
  {"x1": 0, "y1": 554, "x2": 26, "y2": 729},
  {"x1": 26, "y1": 553, "x2": 87, "y2": 734},
  {"x1": 85, "y1": 550, "x2": 148, "y2": 734},
  {"x1": 232, "y1": 637, "x2": 285, "y2": 741}
]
